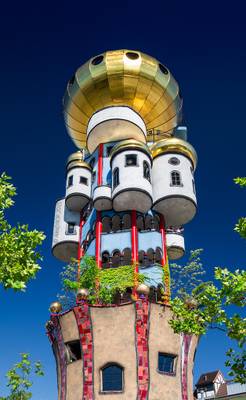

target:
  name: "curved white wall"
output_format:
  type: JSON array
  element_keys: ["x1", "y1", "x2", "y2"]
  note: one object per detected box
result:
[
  {"x1": 87, "y1": 107, "x2": 147, "y2": 153},
  {"x1": 152, "y1": 154, "x2": 197, "y2": 226},
  {"x1": 93, "y1": 185, "x2": 112, "y2": 211},
  {"x1": 65, "y1": 167, "x2": 92, "y2": 212},
  {"x1": 52, "y1": 199, "x2": 80, "y2": 262},
  {"x1": 166, "y1": 233, "x2": 185, "y2": 259},
  {"x1": 111, "y1": 149, "x2": 152, "y2": 213}
]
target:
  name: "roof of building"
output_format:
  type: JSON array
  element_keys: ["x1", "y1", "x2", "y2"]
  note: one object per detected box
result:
[
  {"x1": 196, "y1": 370, "x2": 221, "y2": 386},
  {"x1": 216, "y1": 383, "x2": 228, "y2": 397}
]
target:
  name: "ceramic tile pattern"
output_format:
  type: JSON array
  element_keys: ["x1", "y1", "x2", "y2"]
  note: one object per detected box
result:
[{"x1": 181, "y1": 334, "x2": 192, "y2": 400}]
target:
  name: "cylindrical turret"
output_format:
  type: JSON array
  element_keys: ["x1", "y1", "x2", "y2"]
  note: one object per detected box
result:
[
  {"x1": 151, "y1": 138, "x2": 197, "y2": 226},
  {"x1": 65, "y1": 151, "x2": 92, "y2": 212},
  {"x1": 52, "y1": 198, "x2": 80, "y2": 262},
  {"x1": 166, "y1": 228, "x2": 185, "y2": 259},
  {"x1": 110, "y1": 139, "x2": 153, "y2": 213}
]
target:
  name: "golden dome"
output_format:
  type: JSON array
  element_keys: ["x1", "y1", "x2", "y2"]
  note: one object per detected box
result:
[
  {"x1": 110, "y1": 139, "x2": 151, "y2": 163},
  {"x1": 150, "y1": 137, "x2": 197, "y2": 169},
  {"x1": 63, "y1": 49, "x2": 182, "y2": 149},
  {"x1": 66, "y1": 151, "x2": 91, "y2": 171},
  {"x1": 49, "y1": 301, "x2": 62, "y2": 314},
  {"x1": 136, "y1": 283, "x2": 150, "y2": 296}
]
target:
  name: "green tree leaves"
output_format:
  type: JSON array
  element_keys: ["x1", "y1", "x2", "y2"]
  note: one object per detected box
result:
[
  {"x1": 0, "y1": 353, "x2": 44, "y2": 400},
  {"x1": 0, "y1": 173, "x2": 45, "y2": 291}
]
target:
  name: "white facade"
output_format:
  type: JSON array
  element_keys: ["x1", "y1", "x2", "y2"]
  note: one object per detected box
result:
[
  {"x1": 93, "y1": 185, "x2": 112, "y2": 211},
  {"x1": 166, "y1": 232, "x2": 185, "y2": 259},
  {"x1": 87, "y1": 106, "x2": 147, "y2": 153},
  {"x1": 65, "y1": 166, "x2": 92, "y2": 212},
  {"x1": 111, "y1": 149, "x2": 153, "y2": 213},
  {"x1": 152, "y1": 153, "x2": 197, "y2": 226},
  {"x1": 52, "y1": 199, "x2": 80, "y2": 262}
]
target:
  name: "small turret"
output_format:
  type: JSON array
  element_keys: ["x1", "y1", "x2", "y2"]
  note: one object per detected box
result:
[{"x1": 65, "y1": 151, "x2": 92, "y2": 212}]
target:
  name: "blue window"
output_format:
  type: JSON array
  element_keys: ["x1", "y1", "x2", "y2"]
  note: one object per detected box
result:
[
  {"x1": 101, "y1": 363, "x2": 123, "y2": 392},
  {"x1": 158, "y1": 353, "x2": 176, "y2": 374}
]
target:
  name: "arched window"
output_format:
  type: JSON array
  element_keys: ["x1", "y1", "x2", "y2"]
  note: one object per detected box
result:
[
  {"x1": 137, "y1": 216, "x2": 144, "y2": 231},
  {"x1": 111, "y1": 250, "x2": 121, "y2": 268},
  {"x1": 146, "y1": 248, "x2": 154, "y2": 266},
  {"x1": 138, "y1": 250, "x2": 145, "y2": 266},
  {"x1": 155, "y1": 247, "x2": 162, "y2": 264},
  {"x1": 101, "y1": 363, "x2": 123, "y2": 392},
  {"x1": 122, "y1": 248, "x2": 131, "y2": 265},
  {"x1": 102, "y1": 216, "x2": 111, "y2": 233},
  {"x1": 112, "y1": 215, "x2": 121, "y2": 232},
  {"x1": 145, "y1": 215, "x2": 152, "y2": 231},
  {"x1": 153, "y1": 215, "x2": 160, "y2": 231},
  {"x1": 143, "y1": 161, "x2": 151, "y2": 182},
  {"x1": 102, "y1": 251, "x2": 110, "y2": 269},
  {"x1": 171, "y1": 171, "x2": 182, "y2": 186},
  {"x1": 113, "y1": 168, "x2": 119, "y2": 189},
  {"x1": 122, "y1": 214, "x2": 131, "y2": 230}
]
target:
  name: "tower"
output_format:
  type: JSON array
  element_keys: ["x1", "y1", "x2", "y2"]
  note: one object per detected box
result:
[{"x1": 47, "y1": 50, "x2": 198, "y2": 400}]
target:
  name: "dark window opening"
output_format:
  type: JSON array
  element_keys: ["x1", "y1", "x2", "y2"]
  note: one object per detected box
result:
[
  {"x1": 113, "y1": 168, "x2": 119, "y2": 189},
  {"x1": 101, "y1": 364, "x2": 123, "y2": 392},
  {"x1": 92, "y1": 171, "x2": 96, "y2": 184},
  {"x1": 65, "y1": 340, "x2": 81, "y2": 363},
  {"x1": 171, "y1": 171, "x2": 182, "y2": 186},
  {"x1": 67, "y1": 223, "x2": 75, "y2": 235},
  {"x1": 91, "y1": 55, "x2": 104, "y2": 66},
  {"x1": 125, "y1": 154, "x2": 137, "y2": 167},
  {"x1": 159, "y1": 63, "x2": 169, "y2": 75},
  {"x1": 192, "y1": 180, "x2": 196, "y2": 195},
  {"x1": 168, "y1": 157, "x2": 180, "y2": 166},
  {"x1": 158, "y1": 353, "x2": 176, "y2": 374},
  {"x1": 143, "y1": 161, "x2": 151, "y2": 182},
  {"x1": 68, "y1": 175, "x2": 73, "y2": 187},
  {"x1": 106, "y1": 145, "x2": 114, "y2": 157},
  {"x1": 126, "y1": 51, "x2": 139, "y2": 60},
  {"x1": 80, "y1": 176, "x2": 88, "y2": 185}
]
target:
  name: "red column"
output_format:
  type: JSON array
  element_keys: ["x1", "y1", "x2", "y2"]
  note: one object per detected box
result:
[
  {"x1": 160, "y1": 215, "x2": 170, "y2": 304},
  {"x1": 95, "y1": 144, "x2": 103, "y2": 268},
  {"x1": 131, "y1": 210, "x2": 138, "y2": 294},
  {"x1": 77, "y1": 214, "x2": 85, "y2": 282}
]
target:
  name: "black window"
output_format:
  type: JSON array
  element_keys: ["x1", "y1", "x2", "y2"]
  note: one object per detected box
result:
[
  {"x1": 113, "y1": 168, "x2": 119, "y2": 189},
  {"x1": 125, "y1": 154, "x2": 137, "y2": 166},
  {"x1": 65, "y1": 340, "x2": 81, "y2": 363},
  {"x1": 158, "y1": 353, "x2": 176, "y2": 374},
  {"x1": 67, "y1": 223, "x2": 75, "y2": 234},
  {"x1": 106, "y1": 145, "x2": 114, "y2": 157},
  {"x1": 68, "y1": 175, "x2": 73, "y2": 187},
  {"x1": 80, "y1": 176, "x2": 88, "y2": 185},
  {"x1": 143, "y1": 161, "x2": 151, "y2": 182},
  {"x1": 168, "y1": 157, "x2": 180, "y2": 166},
  {"x1": 101, "y1": 364, "x2": 123, "y2": 392},
  {"x1": 171, "y1": 171, "x2": 182, "y2": 186},
  {"x1": 192, "y1": 179, "x2": 196, "y2": 195}
]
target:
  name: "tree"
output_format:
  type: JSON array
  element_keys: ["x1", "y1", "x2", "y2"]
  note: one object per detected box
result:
[
  {"x1": 0, "y1": 353, "x2": 44, "y2": 400},
  {"x1": 169, "y1": 178, "x2": 246, "y2": 384},
  {"x1": 0, "y1": 173, "x2": 45, "y2": 291}
]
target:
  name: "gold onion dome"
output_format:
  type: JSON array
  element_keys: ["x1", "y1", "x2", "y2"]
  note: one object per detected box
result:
[
  {"x1": 110, "y1": 139, "x2": 152, "y2": 162},
  {"x1": 49, "y1": 301, "x2": 62, "y2": 314},
  {"x1": 150, "y1": 137, "x2": 197, "y2": 169},
  {"x1": 63, "y1": 49, "x2": 182, "y2": 149},
  {"x1": 66, "y1": 151, "x2": 91, "y2": 171}
]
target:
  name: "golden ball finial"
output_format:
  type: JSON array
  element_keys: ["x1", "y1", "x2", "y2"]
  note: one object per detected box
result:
[
  {"x1": 136, "y1": 283, "x2": 150, "y2": 296},
  {"x1": 49, "y1": 301, "x2": 62, "y2": 314},
  {"x1": 77, "y1": 288, "x2": 89, "y2": 301},
  {"x1": 64, "y1": 49, "x2": 182, "y2": 149}
]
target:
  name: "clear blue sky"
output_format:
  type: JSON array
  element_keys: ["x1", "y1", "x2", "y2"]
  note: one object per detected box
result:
[{"x1": 0, "y1": 0, "x2": 245, "y2": 398}]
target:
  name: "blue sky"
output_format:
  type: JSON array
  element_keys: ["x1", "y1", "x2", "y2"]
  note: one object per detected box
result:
[{"x1": 0, "y1": 0, "x2": 245, "y2": 398}]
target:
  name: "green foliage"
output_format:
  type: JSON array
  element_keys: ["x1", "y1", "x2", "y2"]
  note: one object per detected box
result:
[
  {"x1": 170, "y1": 249, "x2": 205, "y2": 298},
  {"x1": 0, "y1": 353, "x2": 44, "y2": 400},
  {"x1": 0, "y1": 173, "x2": 45, "y2": 291},
  {"x1": 234, "y1": 177, "x2": 246, "y2": 239},
  {"x1": 58, "y1": 256, "x2": 146, "y2": 305},
  {"x1": 225, "y1": 348, "x2": 246, "y2": 384}
]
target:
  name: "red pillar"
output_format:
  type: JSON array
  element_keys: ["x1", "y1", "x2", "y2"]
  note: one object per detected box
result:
[
  {"x1": 131, "y1": 210, "x2": 138, "y2": 293},
  {"x1": 160, "y1": 215, "x2": 170, "y2": 304},
  {"x1": 95, "y1": 144, "x2": 103, "y2": 268}
]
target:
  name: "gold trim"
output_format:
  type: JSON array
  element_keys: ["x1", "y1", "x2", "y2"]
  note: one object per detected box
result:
[
  {"x1": 66, "y1": 151, "x2": 91, "y2": 171},
  {"x1": 63, "y1": 50, "x2": 182, "y2": 149},
  {"x1": 110, "y1": 139, "x2": 151, "y2": 160},
  {"x1": 150, "y1": 137, "x2": 197, "y2": 169}
]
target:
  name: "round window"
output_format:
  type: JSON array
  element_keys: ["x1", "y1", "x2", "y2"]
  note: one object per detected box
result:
[
  {"x1": 168, "y1": 157, "x2": 180, "y2": 165},
  {"x1": 126, "y1": 51, "x2": 139, "y2": 60},
  {"x1": 91, "y1": 55, "x2": 104, "y2": 66},
  {"x1": 159, "y1": 63, "x2": 169, "y2": 75}
]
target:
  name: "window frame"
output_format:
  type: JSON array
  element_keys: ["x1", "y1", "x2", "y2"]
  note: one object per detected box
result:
[
  {"x1": 65, "y1": 340, "x2": 82, "y2": 364},
  {"x1": 113, "y1": 167, "x2": 120, "y2": 189},
  {"x1": 100, "y1": 363, "x2": 124, "y2": 394},
  {"x1": 168, "y1": 157, "x2": 180, "y2": 166},
  {"x1": 80, "y1": 176, "x2": 88, "y2": 186},
  {"x1": 67, "y1": 175, "x2": 73, "y2": 188},
  {"x1": 157, "y1": 352, "x2": 177, "y2": 376},
  {"x1": 170, "y1": 170, "x2": 183, "y2": 187},
  {"x1": 143, "y1": 160, "x2": 151, "y2": 182},
  {"x1": 66, "y1": 222, "x2": 76, "y2": 235},
  {"x1": 125, "y1": 154, "x2": 138, "y2": 167}
]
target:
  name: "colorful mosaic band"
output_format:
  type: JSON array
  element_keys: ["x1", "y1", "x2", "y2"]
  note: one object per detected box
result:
[
  {"x1": 181, "y1": 334, "x2": 192, "y2": 400},
  {"x1": 74, "y1": 303, "x2": 94, "y2": 400},
  {"x1": 135, "y1": 297, "x2": 150, "y2": 400}
]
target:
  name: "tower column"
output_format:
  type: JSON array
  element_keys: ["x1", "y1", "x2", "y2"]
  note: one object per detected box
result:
[
  {"x1": 131, "y1": 210, "x2": 138, "y2": 293},
  {"x1": 77, "y1": 214, "x2": 85, "y2": 281},
  {"x1": 95, "y1": 144, "x2": 104, "y2": 268},
  {"x1": 160, "y1": 215, "x2": 170, "y2": 304}
]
